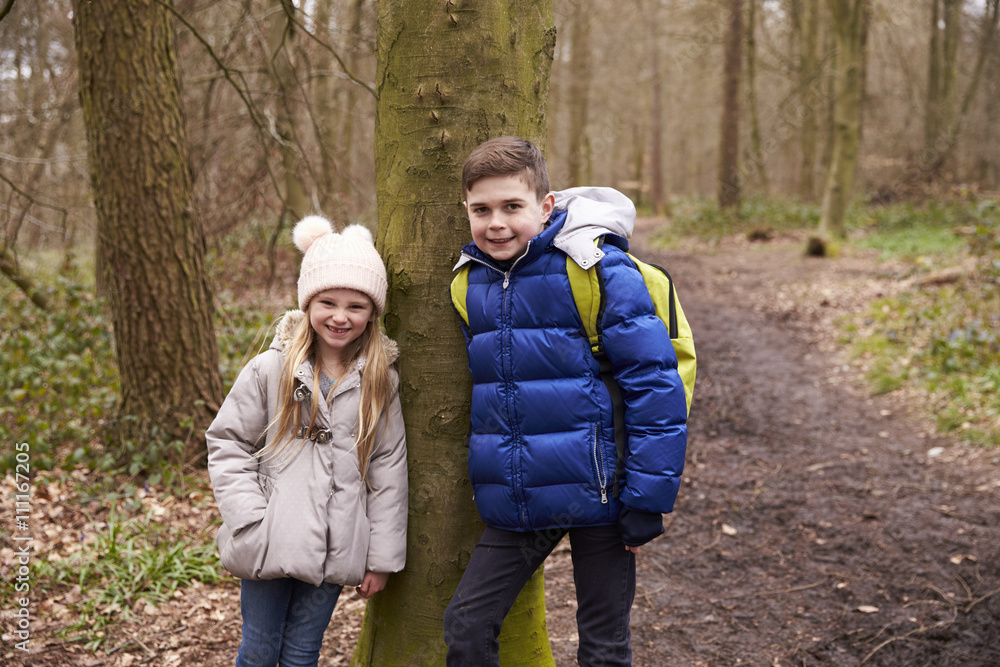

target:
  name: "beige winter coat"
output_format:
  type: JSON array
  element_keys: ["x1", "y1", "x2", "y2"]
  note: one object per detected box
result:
[{"x1": 206, "y1": 310, "x2": 407, "y2": 587}]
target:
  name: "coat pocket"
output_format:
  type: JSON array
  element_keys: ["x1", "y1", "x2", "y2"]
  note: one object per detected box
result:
[{"x1": 217, "y1": 486, "x2": 278, "y2": 580}]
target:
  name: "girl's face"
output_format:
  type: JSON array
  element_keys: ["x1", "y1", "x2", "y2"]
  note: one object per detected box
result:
[{"x1": 309, "y1": 288, "x2": 375, "y2": 359}]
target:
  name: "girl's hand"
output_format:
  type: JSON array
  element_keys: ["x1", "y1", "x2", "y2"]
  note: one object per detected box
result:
[
  {"x1": 625, "y1": 545, "x2": 641, "y2": 554},
  {"x1": 355, "y1": 571, "x2": 389, "y2": 599}
]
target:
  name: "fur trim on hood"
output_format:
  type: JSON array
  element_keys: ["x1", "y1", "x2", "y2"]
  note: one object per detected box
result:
[{"x1": 270, "y1": 309, "x2": 400, "y2": 363}]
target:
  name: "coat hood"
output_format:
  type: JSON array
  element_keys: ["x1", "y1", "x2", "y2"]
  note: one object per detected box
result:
[
  {"x1": 270, "y1": 309, "x2": 400, "y2": 364},
  {"x1": 551, "y1": 187, "x2": 635, "y2": 269}
]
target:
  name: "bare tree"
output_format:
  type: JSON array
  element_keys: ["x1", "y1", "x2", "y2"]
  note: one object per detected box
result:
[{"x1": 925, "y1": 0, "x2": 1000, "y2": 179}]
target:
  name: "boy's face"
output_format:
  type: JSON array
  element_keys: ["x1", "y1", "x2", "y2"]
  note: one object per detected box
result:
[{"x1": 465, "y1": 174, "x2": 555, "y2": 263}]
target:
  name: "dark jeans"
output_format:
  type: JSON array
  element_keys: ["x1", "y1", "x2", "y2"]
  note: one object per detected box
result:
[
  {"x1": 444, "y1": 524, "x2": 636, "y2": 666},
  {"x1": 236, "y1": 578, "x2": 342, "y2": 667}
]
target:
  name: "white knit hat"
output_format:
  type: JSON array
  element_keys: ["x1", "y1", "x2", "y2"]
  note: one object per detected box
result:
[{"x1": 292, "y1": 216, "x2": 387, "y2": 315}]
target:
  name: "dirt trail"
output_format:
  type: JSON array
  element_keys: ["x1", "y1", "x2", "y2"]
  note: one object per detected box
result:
[{"x1": 602, "y1": 221, "x2": 1000, "y2": 666}]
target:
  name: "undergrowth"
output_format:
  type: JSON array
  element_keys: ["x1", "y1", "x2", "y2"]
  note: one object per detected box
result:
[
  {"x1": 845, "y1": 199, "x2": 1000, "y2": 446},
  {"x1": 34, "y1": 502, "x2": 223, "y2": 651},
  {"x1": 0, "y1": 277, "x2": 274, "y2": 477}
]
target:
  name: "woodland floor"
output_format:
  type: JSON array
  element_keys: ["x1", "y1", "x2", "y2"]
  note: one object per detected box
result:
[{"x1": 4, "y1": 218, "x2": 1000, "y2": 666}]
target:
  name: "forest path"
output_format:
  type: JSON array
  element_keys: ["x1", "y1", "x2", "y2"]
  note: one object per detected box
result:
[{"x1": 577, "y1": 219, "x2": 1000, "y2": 666}]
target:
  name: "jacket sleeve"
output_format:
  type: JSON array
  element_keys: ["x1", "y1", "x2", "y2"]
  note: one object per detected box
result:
[
  {"x1": 598, "y1": 251, "x2": 688, "y2": 514},
  {"x1": 206, "y1": 355, "x2": 271, "y2": 533},
  {"x1": 364, "y1": 379, "x2": 408, "y2": 574}
]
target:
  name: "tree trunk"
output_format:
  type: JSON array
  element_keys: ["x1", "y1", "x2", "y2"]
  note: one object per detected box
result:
[
  {"x1": 72, "y1": 0, "x2": 224, "y2": 453},
  {"x1": 567, "y1": 0, "x2": 593, "y2": 188},
  {"x1": 817, "y1": 0, "x2": 871, "y2": 244},
  {"x1": 925, "y1": 0, "x2": 962, "y2": 160},
  {"x1": 313, "y1": 0, "x2": 341, "y2": 215},
  {"x1": 925, "y1": 0, "x2": 1000, "y2": 179},
  {"x1": 717, "y1": 0, "x2": 743, "y2": 209},
  {"x1": 354, "y1": 1, "x2": 557, "y2": 665},
  {"x1": 267, "y1": 0, "x2": 309, "y2": 221},
  {"x1": 649, "y1": 5, "x2": 667, "y2": 215},
  {"x1": 795, "y1": 0, "x2": 821, "y2": 200},
  {"x1": 745, "y1": 0, "x2": 769, "y2": 195}
]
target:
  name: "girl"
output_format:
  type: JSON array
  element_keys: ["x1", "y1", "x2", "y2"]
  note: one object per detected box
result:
[{"x1": 207, "y1": 217, "x2": 407, "y2": 667}]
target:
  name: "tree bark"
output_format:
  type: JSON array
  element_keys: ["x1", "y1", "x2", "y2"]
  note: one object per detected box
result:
[
  {"x1": 745, "y1": 0, "x2": 769, "y2": 195},
  {"x1": 794, "y1": 0, "x2": 821, "y2": 200},
  {"x1": 925, "y1": 0, "x2": 1000, "y2": 179},
  {"x1": 354, "y1": 1, "x2": 557, "y2": 664},
  {"x1": 566, "y1": 0, "x2": 593, "y2": 188},
  {"x1": 267, "y1": 0, "x2": 309, "y2": 221},
  {"x1": 925, "y1": 0, "x2": 962, "y2": 159},
  {"x1": 72, "y1": 0, "x2": 224, "y2": 452},
  {"x1": 648, "y1": 4, "x2": 667, "y2": 215},
  {"x1": 717, "y1": 0, "x2": 743, "y2": 209},
  {"x1": 818, "y1": 0, "x2": 871, "y2": 243}
]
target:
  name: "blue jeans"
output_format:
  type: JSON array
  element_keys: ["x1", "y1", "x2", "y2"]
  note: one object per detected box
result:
[
  {"x1": 236, "y1": 578, "x2": 343, "y2": 667},
  {"x1": 444, "y1": 524, "x2": 636, "y2": 666}
]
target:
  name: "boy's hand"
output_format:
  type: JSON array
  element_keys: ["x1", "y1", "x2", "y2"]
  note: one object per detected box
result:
[
  {"x1": 618, "y1": 506, "x2": 665, "y2": 548},
  {"x1": 625, "y1": 545, "x2": 642, "y2": 554},
  {"x1": 356, "y1": 571, "x2": 389, "y2": 599}
]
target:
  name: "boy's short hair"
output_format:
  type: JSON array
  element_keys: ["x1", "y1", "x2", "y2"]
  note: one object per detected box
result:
[{"x1": 462, "y1": 136, "x2": 550, "y2": 202}]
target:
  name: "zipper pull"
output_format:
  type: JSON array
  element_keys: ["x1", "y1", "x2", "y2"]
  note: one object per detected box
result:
[
  {"x1": 503, "y1": 272, "x2": 510, "y2": 289},
  {"x1": 600, "y1": 486, "x2": 608, "y2": 504}
]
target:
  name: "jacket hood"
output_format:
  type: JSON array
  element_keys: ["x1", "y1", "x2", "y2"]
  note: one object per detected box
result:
[
  {"x1": 270, "y1": 309, "x2": 400, "y2": 364},
  {"x1": 551, "y1": 187, "x2": 635, "y2": 269},
  {"x1": 453, "y1": 186, "x2": 636, "y2": 271}
]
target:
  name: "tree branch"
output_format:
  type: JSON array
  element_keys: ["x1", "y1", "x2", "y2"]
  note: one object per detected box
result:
[
  {"x1": 280, "y1": 3, "x2": 376, "y2": 98},
  {"x1": 155, "y1": 0, "x2": 287, "y2": 220},
  {"x1": 0, "y1": 0, "x2": 16, "y2": 24},
  {"x1": 0, "y1": 245, "x2": 48, "y2": 311}
]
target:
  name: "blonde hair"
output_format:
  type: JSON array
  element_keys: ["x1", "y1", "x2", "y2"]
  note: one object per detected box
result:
[{"x1": 256, "y1": 304, "x2": 395, "y2": 485}]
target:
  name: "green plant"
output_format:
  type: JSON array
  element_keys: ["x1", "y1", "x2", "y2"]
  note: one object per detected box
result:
[
  {"x1": 845, "y1": 199, "x2": 1000, "y2": 446},
  {"x1": 0, "y1": 278, "x2": 118, "y2": 473},
  {"x1": 36, "y1": 504, "x2": 223, "y2": 651}
]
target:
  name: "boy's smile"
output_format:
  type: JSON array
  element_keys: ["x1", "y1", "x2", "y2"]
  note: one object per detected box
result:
[{"x1": 465, "y1": 174, "x2": 555, "y2": 263}]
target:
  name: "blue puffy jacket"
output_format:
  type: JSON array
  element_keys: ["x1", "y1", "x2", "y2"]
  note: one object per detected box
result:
[{"x1": 454, "y1": 202, "x2": 687, "y2": 532}]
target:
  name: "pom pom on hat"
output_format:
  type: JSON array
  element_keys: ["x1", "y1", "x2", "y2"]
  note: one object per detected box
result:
[
  {"x1": 293, "y1": 215, "x2": 334, "y2": 254},
  {"x1": 293, "y1": 216, "x2": 388, "y2": 315}
]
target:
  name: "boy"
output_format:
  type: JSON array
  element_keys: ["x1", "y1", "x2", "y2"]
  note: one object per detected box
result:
[{"x1": 444, "y1": 136, "x2": 688, "y2": 666}]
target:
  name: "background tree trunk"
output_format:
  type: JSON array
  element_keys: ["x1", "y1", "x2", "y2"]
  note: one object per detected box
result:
[
  {"x1": 71, "y1": 0, "x2": 224, "y2": 451},
  {"x1": 717, "y1": 0, "x2": 743, "y2": 209},
  {"x1": 745, "y1": 0, "x2": 769, "y2": 195},
  {"x1": 353, "y1": 1, "x2": 557, "y2": 664},
  {"x1": 648, "y1": 1, "x2": 667, "y2": 215},
  {"x1": 925, "y1": 0, "x2": 1000, "y2": 179},
  {"x1": 797, "y1": 0, "x2": 822, "y2": 201},
  {"x1": 266, "y1": 0, "x2": 309, "y2": 221},
  {"x1": 817, "y1": 0, "x2": 871, "y2": 244},
  {"x1": 566, "y1": 0, "x2": 593, "y2": 188},
  {"x1": 925, "y1": 0, "x2": 962, "y2": 158}
]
